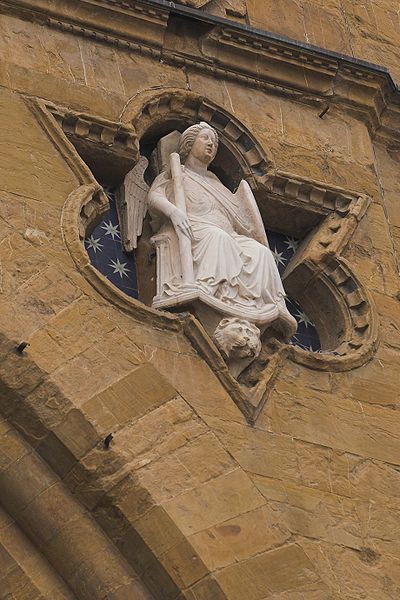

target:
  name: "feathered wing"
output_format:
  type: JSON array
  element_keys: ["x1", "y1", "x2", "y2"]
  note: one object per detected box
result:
[
  {"x1": 234, "y1": 180, "x2": 269, "y2": 247},
  {"x1": 116, "y1": 156, "x2": 149, "y2": 252}
]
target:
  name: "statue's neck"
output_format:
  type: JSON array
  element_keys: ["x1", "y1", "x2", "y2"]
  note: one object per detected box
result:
[{"x1": 184, "y1": 156, "x2": 209, "y2": 176}]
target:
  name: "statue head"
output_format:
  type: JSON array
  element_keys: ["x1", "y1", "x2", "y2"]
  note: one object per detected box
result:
[
  {"x1": 213, "y1": 318, "x2": 262, "y2": 369},
  {"x1": 179, "y1": 122, "x2": 219, "y2": 165}
]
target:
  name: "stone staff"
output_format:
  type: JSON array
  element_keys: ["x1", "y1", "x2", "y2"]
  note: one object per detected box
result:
[{"x1": 170, "y1": 152, "x2": 194, "y2": 284}]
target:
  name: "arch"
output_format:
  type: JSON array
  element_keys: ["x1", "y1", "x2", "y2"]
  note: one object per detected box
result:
[{"x1": 121, "y1": 88, "x2": 271, "y2": 189}]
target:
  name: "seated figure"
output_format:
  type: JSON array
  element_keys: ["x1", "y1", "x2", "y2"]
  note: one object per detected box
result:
[{"x1": 147, "y1": 122, "x2": 296, "y2": 372}]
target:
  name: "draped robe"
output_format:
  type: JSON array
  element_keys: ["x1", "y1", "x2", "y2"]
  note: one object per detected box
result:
[{"x1": 148, "y1": 166, "x2": 295, "y2": 328}]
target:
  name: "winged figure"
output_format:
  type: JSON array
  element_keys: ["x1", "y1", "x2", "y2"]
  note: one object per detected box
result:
[
  {"x1": 116, "y1": 155, "x2": 149, "y2": 253},
  {"x1": 147, "y1": 122, "x2": 296, "y2": 345}
]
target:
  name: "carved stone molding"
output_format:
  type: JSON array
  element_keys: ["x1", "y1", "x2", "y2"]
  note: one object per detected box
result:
[
  {"x1": 26, "y1": 96, "x2": 180, "y2": 331},
  {"x1": 45, "y1": 16, "x2": 162, "y2": 59},
  {"x1": 47, "y1": 103, "x2": 138, "y2": 157},
  {"x1": 0, "y1": 0, "x2": 169, "y2": 48},
  {"x1": 263, "y1": 171, "x2": 377, "y2": 369},
  {"x1": 46, "y1": 102, "x2": 139, "y2": 184},
  {"x1": 265, "y1": 173, "x2": 358, "y2": 215},
  {"x1": 124, "y1": 88, "x2": 270, "y2": 187},
  {"x1": 3, "y1": 0, "x2": 400, "y2": 140}
]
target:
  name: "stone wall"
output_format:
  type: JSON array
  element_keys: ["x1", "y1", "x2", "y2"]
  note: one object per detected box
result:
[
  {"x1": 0, "y1": 1, "x2": 399, "y2": 599},
  {"x1": 247, "y1": 0, "x2": 400, "y2": 83},
  {"x1": 192, "y1": 0, "x2": 400, "y2": 84}
]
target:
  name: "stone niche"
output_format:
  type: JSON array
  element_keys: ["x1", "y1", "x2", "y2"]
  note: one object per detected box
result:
[
  {"x1": 55, "y1": 89, "x2": 377, "y2": 418},
  {"x1": 121, "y1": 95, "x2": 375, "y2": 367}
]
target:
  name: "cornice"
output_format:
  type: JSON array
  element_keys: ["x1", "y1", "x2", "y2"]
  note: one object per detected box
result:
[
  {"x1": 1, "y1": 0, "x2": 400, "y2": 140},
  {"x1": 46, "y1": 102, "x2": 139, "y2": 160},
  {"x1": 0, "y1": 0, "x2": 168, "y2": 50}
]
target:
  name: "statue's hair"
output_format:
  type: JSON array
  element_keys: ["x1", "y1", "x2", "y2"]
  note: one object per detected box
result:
[
  {"x1": 179, "y1": 122, "x2": 219, "y2": 163},
  {"x1": 213, "y1": 318, "x2": 261, "y2": 359}
]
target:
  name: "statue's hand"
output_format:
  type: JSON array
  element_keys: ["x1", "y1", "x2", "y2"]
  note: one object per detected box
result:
[{"x1": 170, "y1": 208, "x2": 194, "y2": 240}]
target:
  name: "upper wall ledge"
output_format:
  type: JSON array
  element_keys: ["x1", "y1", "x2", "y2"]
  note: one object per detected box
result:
[{"x1": 2, "y1": 0, "x2": 400, "y2": 142}]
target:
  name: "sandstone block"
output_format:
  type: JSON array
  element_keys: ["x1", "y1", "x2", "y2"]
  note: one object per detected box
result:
[
  {"x1": 0, "y1": 86, "x2": 76, "y2": 202},
  {"x1": 0, "y1": 519, "x2": 76, "y2": 600},
  {"x1": 254, "y1": 476, "x2": 366, "y2": 549},
  {"x1": 146, "y1": 347, "x2": 246, "y2": 425},
  {"x1": 270, "y1": 382, "x2": 400, "y2": 465},
  {"x1": 133, "y1": 506, "x2": 185, "y2": 558},
  {"x1": 216, "y1": 543, "x2": 321, "y2": 599},
  {"x1": 52, "y1": 408, "x2": 99, "y2": 460},
  {"x1": 214, "y1": 421, "x2": 300, "y2": 482},
  {"x1": 0, "y1": 565, "x2": 43, "y2": 600},
  {"x1": 247, "y1": 0, "x2": 306, "y2": 42},
  {"x1": 184, "y1": 575, "x2": 228, "y2": 600},
  {"x1": 189, "y1": 505, "x2": 291, "y2": 571},
  {"x1": 301, "y1": 539, "x2": 400, "y2": 599},
  {"x1": 112, "y1": 396, "x2": 207, "y2": 470},
  {"x1": 18, "y1": 482, "x2": 83, "y2": 547},
  {"x1": 112, "y1": 476, "x2": 155, "y2": 524},
  {"x1": 82, "y1": 363, "x2": 177, "y2": 430},
  {"x1": 0, "y1": 542, "x2": 15, "y2": 575},
  {"x1": 134, "y1": 431, "x2": 235, "y2": 503},
  {"x1": 160, "y1": 538, "x2": 209, "y2": 589},
  {"x1": 164, "y1": 469, "x2": 265, "y2": 535},
  {"x1": 0, "y1": 451, "x2": 57, "y2": 515},
  {"x1": 302, "y1": 2, "x2": 352, "y2": 54}
]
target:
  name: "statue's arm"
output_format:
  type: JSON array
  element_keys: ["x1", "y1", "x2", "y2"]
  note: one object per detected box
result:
[
  {"x1": 148, "y1": 173, "x2": 193, "y2": 239},
  {"x1": 148, "y1": 174, "x2": 176, "y2": 217}
]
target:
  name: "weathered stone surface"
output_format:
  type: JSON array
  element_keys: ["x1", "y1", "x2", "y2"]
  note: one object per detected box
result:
[
  {"x1": 175, "y1": 0, "x2": 246, "y2": 17},
  {"x1": 215, "y1": 543, "x2": 322, "y2": 599},
  {"x1": 176, "y1": 0, "x2": 212, "y2": 7},
  {"x1": 247, "y1": 0, "x2": 306, "y2": 42},
  {"x1": 252, "y1": 476, "x2": 367, "y2": 549},
  {"x1": 301, "y1": 539, "x2": 400, "y2": 599},
  {"x1": 247, "y1": 0, "x2": 400, "y2": 83},
  {"x1": 134, "y1": 430, "x2": 235, "y2": 503},
  {"x1": 142, "y1": 345, "x2": 247, "y2": 427},
  {"x1": 164, "y1": 469, "x2": 265, "y2": 535},
  {"x1": 0, "y1": 1, "x2": 400, "y2": 598},
  {"x1": 302, "y1": 2, "x2": 352, "y2": 55},
  {"x1": 105, "y1": 396, "x2": 207, "y2": 465},
  {"x1": 0, "y1": 87, "x2": 76, "y2": 202},
  {"x1": 269, "y1": 382, "x2": 400, "y2": 464},
  {"x1": 189, "y1": 505, "x2": 291, "y2": 570}
]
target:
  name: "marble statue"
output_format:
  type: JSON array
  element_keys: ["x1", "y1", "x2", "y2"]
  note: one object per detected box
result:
[
  {"x1": 213, "y1": 318, "x2": 262, "y2": 378},
  {"x1": 146, "y1": 121, "x2": 297, "y2": 374}
]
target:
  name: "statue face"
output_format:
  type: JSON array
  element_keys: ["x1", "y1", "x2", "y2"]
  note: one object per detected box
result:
[
  {"x1": 189, "y1": 128, "x2": 217, "y2": 165},
  {"x1": 226, "y1": 321, "x2": 261, "y2": 358},
  {"x1": 214, "y1": 318, "x2": 262, "y2": 361}
]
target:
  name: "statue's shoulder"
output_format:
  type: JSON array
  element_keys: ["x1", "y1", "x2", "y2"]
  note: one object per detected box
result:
[
  {"x1": 149, "y1": 170, "x2": 170, "y2": 192},
  {"x1": 204, "y1": 170, "x2": 228, "y2": 191},
  {"x1": 206, "y1": 171, "x2": 235, "y2": 197},
  {"x1": 206, "y1": 170, "x2": 221, "y2": 183}
]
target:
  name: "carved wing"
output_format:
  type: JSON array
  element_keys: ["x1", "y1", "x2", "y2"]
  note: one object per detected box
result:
[
  {"x1": 234, "y1": 180, "x2": 269, "y2": 247},
  {"x1": 116, "y1": 156, "x2": 149, "y2": 253}
]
